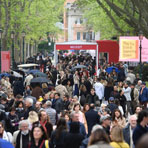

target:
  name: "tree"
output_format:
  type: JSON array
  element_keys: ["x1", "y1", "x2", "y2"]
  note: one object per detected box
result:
[
  {"x1": 0, "y1": 0, "x2": 64, "y2": 51},
  {"x1": 77, "y1": 0, "x2": 148, "y2": 38}
]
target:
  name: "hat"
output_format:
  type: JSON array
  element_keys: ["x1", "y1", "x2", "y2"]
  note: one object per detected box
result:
[
  {"x1": 109, "y1": 97, "x2": 114, "y2": 101},
  {"x1": 142, "y1": 82, "x2": 146, "y2": 85},
  {"x1": 100, "y1": 115, "x2": 110, "y2": 123}
]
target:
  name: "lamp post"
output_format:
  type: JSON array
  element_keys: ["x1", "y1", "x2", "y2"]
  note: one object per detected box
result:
[
  {"x1": 0, "y1": 29, "x2": 2, "y2": 73},
  {"x1": 46, "y1": 32, "x2": 51, "y2": 52},
  {"x1": 11, "y1": 31, "x2": 15, "y2": 69},
  {"x1": 22, "y1": 31, "x2": 26, "y2": 64},
  {"x1": 139, "y1": 31, "x2": 143, "y2": 79}
]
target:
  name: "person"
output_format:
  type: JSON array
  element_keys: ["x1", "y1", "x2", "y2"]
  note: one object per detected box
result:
[
  {"x1": 64, "y1": 122, "x2": 84, "y2": 148},
  {"x1": 55, "y1": 80, "x2": 68, "y2": 100},
  {"x1": 53, "y1": 93, "x2": 63, "y2": 115},
  {"x1": 62, "y1": 94, "x2": 70, "y2": 110},
  {"x1": 29, "y1": 124, "x2": 49, "y2": 148},
  {"x1": 45, "y1": 101, "x2": 57, "y2": 126},
  {"x1": 12, "y1": 120, "x2": 30, "y2": 148},
  {"x1": 111, "y1": 109, "x2": 126, "y2": 128},
  {"x1": 123, "y1": 115, "x2": 137, "y2": 148},
  {"x1": 136, "y1": 133, "x2": 148, "y2": 148},
  {"x1": 85, "y1": 104, "x2": 100, "y2": 136},
  {"x1": 94, "y1": 77, "x2": 104, "y2": 104},
  {"x1": 86, "y1": 88, "x2": 99, "y2": 105},
  {"x1": 88, "y1": 128, "x2": 112, "y2": 148},
  {"x1": 73, "y1": 103, "x2": 88, "y2": 133},
  {"x1": 110, "y1": 125, "x2": 129, "y2": 148},
  {"x1": 123, "y1": 82, "x2": 132, "y2": 115},
  {"x1": 133, "y1": 110, "x2": 148, "y2": 146},
  {"x1": 139, "y1": 82, "x2": 148, "y2": 108},
  {"x1": 107, "y1": 97, "x2": 118, "y2": 115},
  {"x1": 100, "y1": 114, "x2": 111, "y2": 136},
  {"x1": 130, "y1": 83, "x2": 139, "y2": 113},
  {"x1": 24, "y1": 98, "x2": 34, "y2": 119},
  {"x1": 38, "y1": 110, "x2": 53, "y2": 139},
  {"x1": 83, "y1": 103, "x2": 90, "y2": 113},
  {"x1": 68, "y1": 112, "x2": 87, "y2": 138},
  {"x1": 50, "y1": 118, "x2": 68, "y2": 148},
  {"x1": 32, "y1": 85, "x2": 44, "y2": 101},
  {"x1": 0, "y1": 122, "x2": 12, "y2": 143},
  {"x1": 134, "y1": 105, "x2": 142, "y2": 118}
]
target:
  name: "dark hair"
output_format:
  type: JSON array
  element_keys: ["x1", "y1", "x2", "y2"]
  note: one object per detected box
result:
[
  {"x1": 112, "y1": 109, "x2": 123, "y2": 121},
  {"x1": 15, "y1": 94, "x2": 23, "y2": 99},
  {"x1": 55, "y1": 93, "x2": 60, "y2": 97},
  {"x1": 55, "y1": 118, "x2": 67, "y2": 139},
  {"x1": 88, "y1": 128, "x2": 110, "y2": 146},
  {"x1": 31, "y1": 124, "x2": 48, "y2": 141},
  {"x1": 9, "y1": 106, "x2": 16, "y2": 112},
  {"x1": 69, "y1": 122, "x2": 80, "y2": 133},
  {"x1": 137, "y1": 110, "x2": 148, "y2": 124},
  {"x1": 73, "y1": 103, "x2": 81, "y2": 111},
  {"x1": 136, "y1": 133, "x2": 148, "y2": 148}
]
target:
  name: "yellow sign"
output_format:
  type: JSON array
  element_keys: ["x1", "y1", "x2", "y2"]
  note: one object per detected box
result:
[{"x1": 120, "y1": 39, "x2": 138, "y2": 60}]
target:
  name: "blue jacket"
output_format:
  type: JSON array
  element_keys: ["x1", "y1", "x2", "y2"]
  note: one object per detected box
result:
[{"x1": 139, "y1": 87, "x2": 148, "y2": 103}]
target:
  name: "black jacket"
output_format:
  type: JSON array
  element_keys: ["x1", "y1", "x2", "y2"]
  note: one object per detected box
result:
[{"x1": 85, "y1": 109, "x2": 100, "y2": 136}]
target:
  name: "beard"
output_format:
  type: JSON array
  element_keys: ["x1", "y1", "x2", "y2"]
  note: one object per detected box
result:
[{"x1": 21, "y1": 130, "x2": 29, "y2": 135}]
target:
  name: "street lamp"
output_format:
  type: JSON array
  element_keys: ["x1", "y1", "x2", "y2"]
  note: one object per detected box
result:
[
  {"x1": 139, "y1": 31, "x2": 143, "y2": 79},
  {"x1": 0, "y1": 29, "x2": 3, "y2": 73},
  {"x1": 22, "y1": 31, "x2": 26, "y2": 64},
  {"x1": 11, "y1": 31, "x2": 15, "y2": 69}
]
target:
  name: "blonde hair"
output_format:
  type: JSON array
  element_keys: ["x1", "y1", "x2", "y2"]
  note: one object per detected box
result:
[{"x1": 110, "y1": 126, "x2": 124, "y2": 142}]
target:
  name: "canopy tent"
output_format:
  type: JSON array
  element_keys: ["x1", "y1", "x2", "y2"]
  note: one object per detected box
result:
[{"x1": 54, "y1": 40, "x2": 98, "y2": 68}]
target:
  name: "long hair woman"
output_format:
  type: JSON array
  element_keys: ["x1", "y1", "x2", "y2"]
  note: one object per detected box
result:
[
  {"x1": 50, "y1": 118, "x2": 68, "y2": 148},
  {"x1": 29, "y1": 124, "x2": 49, "y2": 148},
  {"x1": 110, "y1": 125, "x2": 129, "y2": 148},
  {"x1": 88, "y1": 128, "x2": 112, "y2": 148}
]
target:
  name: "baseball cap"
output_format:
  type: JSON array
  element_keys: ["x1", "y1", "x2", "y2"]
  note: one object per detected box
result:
[
  {"x1": 100, "y1": 115, "x2": 111, "y2": 123},
  {"x1": 109, "y1": 97, "x2": 114, "y2": 101}
]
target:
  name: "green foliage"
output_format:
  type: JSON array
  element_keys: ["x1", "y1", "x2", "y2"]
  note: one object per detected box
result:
[
  {"x1": 0, "y1": 0, "x2": 64, "y2": 49},
  {"x1": 134, "y1": 64, "x2": 148, "y2": 81}
]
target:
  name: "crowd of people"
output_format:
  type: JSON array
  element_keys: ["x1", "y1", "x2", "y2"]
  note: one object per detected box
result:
[{"x1": 0, "y1": 52, "x2": 148, "y2": 148}]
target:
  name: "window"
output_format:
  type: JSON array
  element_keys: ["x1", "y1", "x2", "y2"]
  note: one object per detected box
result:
[
  {"x1": 77, "y1": 32, "x2": 81, "y2": 40},
  {"x1": 83, "y1": 32, "x2": 86, "y2": 40}
]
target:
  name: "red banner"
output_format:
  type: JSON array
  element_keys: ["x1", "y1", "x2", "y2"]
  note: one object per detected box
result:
[
  {"x1": 1, "y1": 51, "x2": 10, "y2": 72},
  {"x1": 56, "y1": 44, "x2": 97, "y2": 50}
]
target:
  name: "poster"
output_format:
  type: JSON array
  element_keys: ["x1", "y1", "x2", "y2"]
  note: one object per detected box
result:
[
  {"x1": 1, "y1": 51, "x2": 10, "y2": 72},
  {"x1": 119, "y1": 37, "x2": 148, "y2": 62}
]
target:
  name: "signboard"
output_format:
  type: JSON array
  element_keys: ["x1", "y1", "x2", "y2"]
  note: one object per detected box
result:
[
  {"x1": 1, "y1": 51, "x2": 10, "y2": 72},
  {"x1": 119, "y1": 37, "x2": 148, "y2": 62},
  {"x1": 56, "y1": 44, "x2": 97, "y2": 50}
]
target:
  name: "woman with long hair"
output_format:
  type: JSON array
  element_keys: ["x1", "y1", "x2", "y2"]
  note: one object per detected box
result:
[
  {"x1": 111, "y1": 109, "x2": 126, "y2": 128},
  {"x1": 29, "y1": 124, "x2": 49, "y2": 148},
  {"x1": 110, "y1": 125, "x2": 129, "y2": 148},
  {"x1": 88, "y1": 128, "x2": 112, "y2": 148},
  {"x1": 50, "y1": 118, "x2": 68, "y2": 148}
]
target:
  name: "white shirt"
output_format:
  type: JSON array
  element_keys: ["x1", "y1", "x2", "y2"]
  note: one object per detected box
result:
[
  {"x1": 94, "y1": 82, "x2": 104, "y2": 100},
  {"x1": 123, "y1": 87, "x2": 132, "y2": 101}
]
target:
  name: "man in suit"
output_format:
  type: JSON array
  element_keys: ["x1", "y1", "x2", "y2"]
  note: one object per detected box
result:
[{"x1": 85, "y1": 104, "x2": 100, "y2": 136}]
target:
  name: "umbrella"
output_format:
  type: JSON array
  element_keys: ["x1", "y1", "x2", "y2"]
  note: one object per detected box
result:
[
  {"x1": 28, "y1": 69, "x2": 40, "y2": 74},
  {"x1": 106, "y1": 66, "x2": 119, "y2": 74},
  {"x1": 0, "y1": 73, "x2": 10, "y2": 79},
  {"x1": 73, "y1": 65, "x2": 87, "y2": 69},
  {"x1": 12, "y1": 71, "x2": 23, "y2": 78},
  {"x1": 30, "y1": 77, "x2": 50, "y2": 83},
  {"x1": 34, "y1": 72, "x2": 47, "y2": 77}
]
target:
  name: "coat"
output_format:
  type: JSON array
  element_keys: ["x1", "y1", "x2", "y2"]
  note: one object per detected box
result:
[
  {"x1": 85, "y1": 109, "x2": 100, "y2": 136},
  {"x1": 64, "y1": 132, "x2": 84, "y2": 148},
  {"x1": 133, "y1": 124, "x2": 148, "y2": 146},
  {"x1": 139, "y1": 87, "x2": 148, "y2": 103},
  {"x1": 86, "y1": 94, "x2": 99, "y2": 104}
]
